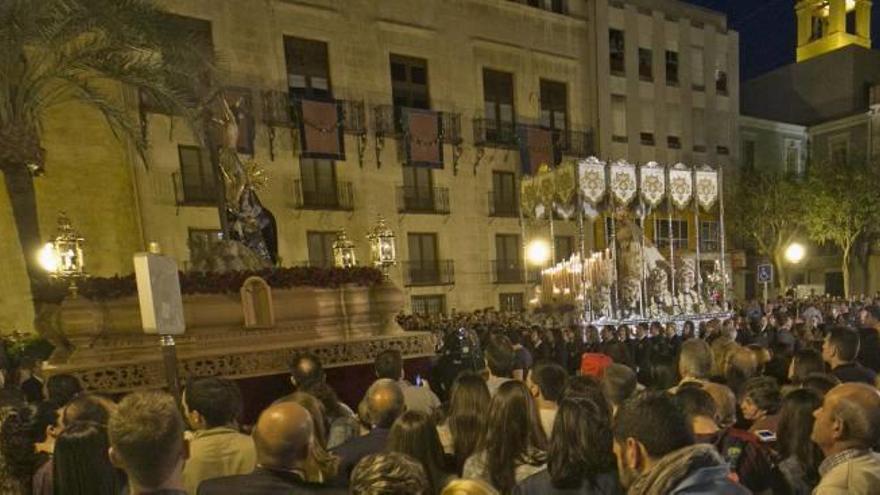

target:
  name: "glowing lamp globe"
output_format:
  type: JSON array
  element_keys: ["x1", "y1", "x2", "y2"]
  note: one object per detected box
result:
[
  {"x1": 785, "y1": 243, "x2": 806, "y2": 264},
  {"x1": 526, "y1": 240, "x2": 551, "y2": 266}
]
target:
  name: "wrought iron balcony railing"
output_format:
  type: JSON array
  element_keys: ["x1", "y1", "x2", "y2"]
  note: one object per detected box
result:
[
  {"x1": 403, "y1": 260, "x2": 455, "y2": 286},
  {"x1": 488, "y1": 191, "x2": 519, "y2": 217},
  {"x1": 292, "y1": 180, "x2": 354, "y2": 211},
  {"x1": 473, "y1": 118, "x2": 518, "y2": 147},
  {"x1": 397, "y1": 186, "x2": 450, "y2": 214}
]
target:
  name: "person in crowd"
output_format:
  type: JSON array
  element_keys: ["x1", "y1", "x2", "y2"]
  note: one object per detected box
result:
[
  {"x1": 53, "y1": 421, "x2": 124, "y2": 495},
  {"x1": 675, "y1": 339, "x2": 714, "y2": 390},
  {"x1": 484, "y1": 335, "x2": 516, "y2": 397},
  {"x1": 463, "y1": 380, "x2": 547, "y2": 493},
  {"x1": 108, "y1": 391, "x2": 187, "y2": 495},
  {"x1": 289, "y1": 352, "x2": 359, "y2": 449},
  {"x1": 788, "y1": 349, "x2": 826, "y2": 387},
  {"x1": 525, "y1": 362, "x2": 567, "y2": 437},
  {"x1": 776, "y1": 388, "x2": 824, "y2": 495},
  {"x1": 60, "y1": 393, "x2": 116, "y2": 426},
  {"x1": 437, "y1": 372, "x2": 490, "y2": 473},
  {"x1": 374, "y1": 349, "x2": 441, "y2": 416},
  {"x1": 44, "y1": 374, "x2": 82, "y2": 409},
  {"x1": 388, "y1": 410, "x2": 451, "y2": 495},
  {"x1": 675, "y1": 384, "x2": 774, "y2": 494},
  {"x1": 442, "y1": 479, "x2": 499, "y2": 495},
  {"x1": 350, "y1": 452, "x2": 428, "y2": 495},
  {"x1": 198, "y1": 401, "x2": 345, "y2": 495},
  {"x1": 822, "y1": 327, "x2": 877, "y2": 384},
  {"x1": 514, "y1": 395, "x2": 622, "y2": 495},
  {"x1": 801, "y1": 373, "x2": 841, "y2": 398},
  {"x1": 600, "y1": 363, "x2": 637, "y2": 416},
  {"x1": 508, "y1": 332, "x2": 533, "y2": 381},
  {"x1": 18, "y1": 357, "x2": 44, "y2": 403},
  {"x1": 811, "y1": 383, "x2": 880, "y2": 494},
  {"x1": 856, "y1": 305, "x2": 880, "y2": 372},
  {"x1": 611, "y1": 391, "x2": 748, "y2": 494},
  {"x1": 746, "y1": 344, "x2": 771, "y2": 375},
  {"x1": 643, "y1": 353, "x2": 677, "y2": 391},
  {"x1": 709, "y1": 336, "x2": 739, "y2": 381},
  {"x1": 182, "y1": 377, "x2": 256, "y2": 494},
  {"x1": 0, "y1": 401, "x2": 57, "y2": 494},
  {"x1": 277, "y1": 392, "x2": 341, "y2": 483},
  {"x1": 740, "y1": 376, "x2": 782, "y2": 436},
  {"x1": 724, "y1": 346, "x2": 758, "y2": 399},
  {"x1": 332, "y1": 378, "x2": 404, "y2": 484}
]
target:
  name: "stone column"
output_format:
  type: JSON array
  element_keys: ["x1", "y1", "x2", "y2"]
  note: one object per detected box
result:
[
  {"x1": 828, "y1": 0, "x2": 846, "y2": 35},
  {"x1": 856, "y1": 0, "x2": 872, "y2": 39}
]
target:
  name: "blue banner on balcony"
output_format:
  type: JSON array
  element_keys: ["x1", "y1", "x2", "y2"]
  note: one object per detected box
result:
[
  {"x1": 404, "y1": 108, "x2": 443, "y2": 168},
  {"x1": 518, "y1": 125, "x2": 554, "y2": 176},
  {"x1": 298, "y1": 97, "x2": 345, "y2": 160}
]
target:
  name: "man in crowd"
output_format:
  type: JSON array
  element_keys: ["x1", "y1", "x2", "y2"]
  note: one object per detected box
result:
[
  {"x1": 811, "y1": 383, "x2": 880, "y2": 494},
  {"x1": 484, "y1": 334, "x2": 515, "y2": 397},
  {"x1": 675, "y1": 339, "x2": 714, "y2": 390},
  {"x1": 857, "y1": 305, "x2": 880, "y2": 372},
  {"x1": 44, "y1": 374, "x2": 82, "y2": 409},
  {"x1": 600, "y1": 363, "x2": 637, "y2": 416},
  {"x1": 332, "y1": 378, "x2": 404, "y2": 484},
  {"x1": 822, "y1": 327, "x2": 877, "y2": 384},
  {"x1": 198, "y1": 401, "x2": 344, "y2": 494},
  {"x1": 612, "y1": 391, "x2": 748, "y2": 494},
  {"x1": 350, "y1": 452, "x2": 428, "y2": 495},
  {"x1": 374, "y1": 349, "x2": 440, "y2": 416},
  {"x1": 525, "y1": 361, "x2": 567, "y2": 437},
  {"x1": 182, "y1": 377, "x2": 256, "y2": 495},
  {"x1": 289, "y1": 352, "x2": 358, "y2": 449},
  {"x1": 109, "y1": 391, "x2": 188, "y2": 495}
]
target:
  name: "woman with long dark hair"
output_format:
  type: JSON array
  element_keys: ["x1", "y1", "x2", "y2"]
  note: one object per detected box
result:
[
  {"x1": 388, "y1": 410, "x2": 451, "y2": 495},
  {"x1": 776, "y1": 389, "x2": 824, "y2": 495},
  {"x1": 437, "y1": 372, "x2": 490, "y2": 474},
  {"x1": 278, "y1": 392, "x2": 340, "y2": 483},
  {"x1": 463, "y1": 381, "x2": 547, "y2": 494},
  {"x1": 514, "y1": 395, "x2": 622, "y2": 494},
  {"x1": 53, "y1": 421, "x2": 124, "y2": 495}
]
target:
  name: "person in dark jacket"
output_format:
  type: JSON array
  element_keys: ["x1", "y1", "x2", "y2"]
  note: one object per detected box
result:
[
  {"x1": 515, "y1": 394, "x2": 622, "y2": 495},
  {"x1": 612, "y1": 391, "x2": 749, "y2": 495},
  {"x1": 822, "y1": 327, "x2": 877, "y2": 384}
]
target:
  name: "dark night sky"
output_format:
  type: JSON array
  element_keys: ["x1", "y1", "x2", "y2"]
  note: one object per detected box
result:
[{"x1": 682, "y1": 0, "x2": 880, "y2": 81}]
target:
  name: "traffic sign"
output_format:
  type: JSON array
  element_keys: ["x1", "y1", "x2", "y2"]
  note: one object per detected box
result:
[{"x1": 757, "y1": 264, "x2": 773, "y2": 284}]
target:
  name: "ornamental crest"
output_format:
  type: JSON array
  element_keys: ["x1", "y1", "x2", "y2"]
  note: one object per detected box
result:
[
  {"x1": 668, "y1": 164, "x2": 693, "y2": 210},
  {"x1": 695, "y1": 168, "x2": 719, "y2": 211},
  {"x1": 610, "y1": 160, "x2": 637, "y2": 205},
  {"x1": 554, "y1": 161, "x2": 577, "y2": 206},
  {"x1": 639, "y1": 162, "x2": 666, "y2": 207},
  {"x1": 578, "y1": 157, "x2": 606, "y2": 204}
]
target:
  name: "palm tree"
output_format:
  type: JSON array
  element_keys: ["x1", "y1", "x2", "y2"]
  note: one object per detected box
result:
[{"x1": 0, "y1": 0, "x2": 217, "y2": 295}]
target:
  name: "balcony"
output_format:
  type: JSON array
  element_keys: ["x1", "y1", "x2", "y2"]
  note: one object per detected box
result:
[
  {"x1": 556, "y1": 128, "x2": 595, "y2": 158},
  {"x1": 397, "y1": 186, "x2": 450, "y2": 214},
  {"x1": 474, "y1": 118, "x2": 518, "y2": 147},
  {"x1": 171, "y1": 172, "x2": 217, "y2": 207},
  {"x1": 488, "y1": 192, "x2": 519, "y2": 217},
  {"x1": 403, "y1": 260, "x2": 455, "y2": 287},
  {"x1": 491, "y1": 260, "x2": 525, "y2": 284},
  {"x1": 292, "y1": 180, "x2": 354, "y2": 211}
]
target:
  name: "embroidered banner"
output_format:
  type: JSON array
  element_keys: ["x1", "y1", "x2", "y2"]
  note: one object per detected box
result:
[
  {"x1": 554, "y1": 161, "x2": 577, "y2": 219},
  {"x1": 640, "y1": 161, "x2": 666, "y2": 208},
  {"x1": 695, "y1": 167, "x2": 719, "y2": 211},
  {"x1": 578, "y1": 156, "x2": 607, "y2": 205},
  {"x1": 299, "y1": 98, "x2": 345, "y2": 159},
  {"x1": 404, "y1": 108, "x2": 443, "y2": 168},
  {"x1": 668, "y1": 163, "x2": 693, "y2": 210},
  {"x1": 610, "y1": 159, "x2": 637, "y2": 205},
  {"x1": 518, "y1": 125, "x2": 554, "y2": 176}
]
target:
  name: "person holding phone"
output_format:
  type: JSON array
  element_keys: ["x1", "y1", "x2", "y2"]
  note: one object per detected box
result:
[{"x1": 374, "y1": 349, "x2": 441, "y2": 416}]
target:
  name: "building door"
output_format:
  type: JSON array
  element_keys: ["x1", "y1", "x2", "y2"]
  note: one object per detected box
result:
[{"x1": 825, "y1": 272, "x2": 844, "y2": 297}]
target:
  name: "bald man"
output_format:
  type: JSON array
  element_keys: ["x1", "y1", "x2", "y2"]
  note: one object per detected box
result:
[
  {"x1": 331, "y1": 379, "x2": 404, "y2": 487},
  {"x1": 812, "y1": 383, "x2": 880, "y2": 495},
  {"x1": 198, "y1": 402, "x2": 345, "y2": 494}
]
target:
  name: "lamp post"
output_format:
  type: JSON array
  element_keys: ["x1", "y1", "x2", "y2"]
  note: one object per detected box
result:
[
  {"x1": 367, "y1": 215, "x2": 396, "y2": 277},
  {"x1": 785, "y1": 242, "x2": 806, "y2": 264},
  {"x1": 332, "y1": 229, "x2": 357, "y2": 268},
  {"x1": 37, "y1": 212, "x2": 86, "y2": 295}
]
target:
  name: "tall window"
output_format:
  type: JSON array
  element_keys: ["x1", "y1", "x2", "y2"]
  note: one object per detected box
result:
[
  {"x1": 715, "y1": 52, "x2": 728, "y2": 95},
  {"x1": 390, "y1": 54, "x2": 429, "y2": 110},
  {"x1": 784, "y1": 139, "x2": 802, "y2": 175},
  {"x1": 500, "y1": 293, "x2": 524, "y2": 312},
  {"x1": 299, "y1": 159, "x2": 337, "y2": 206},
  {"x1": 691, "y1": 46, "x2": 705, "y2": 91},
  {"x1": 408, "y1": 233, "x2": 439, "y2": 284},
  {"x1": 638, "y1": 48, "x2": 653, "y2": 81},
  {"x1": 610, "y1": 29, "x2": 626, "y2": 75},
  {"x1": 177, "y1": 145, "x2": 216, "y2": 205},
  {"x1": 411, "y1": 295, "x2": 445, "y2": 316},
  {"x1": 483, "y1": 69, "x2": 515, "y2": 143},
  {"x1": 641, "y1": 103, "x2": 655, "y2": 146},
  {"x1": 284, "y1": 37, "x2": 331, "y2": 99},
  {"x1": 554, "y1": 236, "x2": 574, "y2": 263},
  {"x1": 496, "y1": 234, "x2": 522, "y2": 283},
  {"x1": 307, "y1": 231, "x2": 337, "y2": 268},
  {"x1": 655, "y1": 219, "x2": 688, "y2": 250},
  {"x1": 699, "y1": 221, "x2": 719, "y2": 252},
  {"x1": 611, "y1": 95, "x2": 627, "y2": 142},
  {"x1": 540, "y1": 79, "x2": 568, "y2": 164},
  {"x1": 492, "y1": 171, "x2": 517, "y2": 216},
  {"x1": 403, "y1": 167, "x2": 434, "y2": 210},
  {"x1": 666, "y1": 50, "x2": 679, "y2": 86},
  {"x1": 692, "y1": 108, "x2": 706, "y2": 152},
  {"x1": 742, "y1": 139, "x2": 756, "y2": 169}
]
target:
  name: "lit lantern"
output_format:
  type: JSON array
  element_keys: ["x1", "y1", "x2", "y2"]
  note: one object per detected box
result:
[
  {"x1": 367, "y1": 215, "x2": 396, "y2": 271},
  {"x1": 332, "y1": 229, "x2": 357, "y2": 268},
  {"x1": 37, "y1": 212, "x2": 85, "y2": 279}
]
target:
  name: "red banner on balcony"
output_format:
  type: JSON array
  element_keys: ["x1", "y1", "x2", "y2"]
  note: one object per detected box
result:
[
  {"x1": 404, "y1": 109, "x2": 443, "y2": 168},
  {"x1": 518, "y1": 125, "x2": 554, "y2": 176},
  {"x1": 298, "y1": 98, "x2": 345, "y2": 160}
]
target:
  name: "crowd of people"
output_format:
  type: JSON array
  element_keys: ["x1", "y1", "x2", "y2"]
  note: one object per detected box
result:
[{"x1": 0, "y1": 294, "x2": 879, "y2": 495}]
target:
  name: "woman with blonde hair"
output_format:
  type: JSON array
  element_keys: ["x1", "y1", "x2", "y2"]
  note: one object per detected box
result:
[{"x1": 442, "y1": 479, "x2": 499, "y2": 495}]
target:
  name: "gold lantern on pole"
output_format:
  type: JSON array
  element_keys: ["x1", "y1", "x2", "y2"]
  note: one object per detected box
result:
[
  {"x1": 366, "y1": 215, "x2": 396, "y2": 275},
  {"x1": 332, "y1": 229, "x2": 357, "y2": 268},
  {"x1": 37, "y1": 212, "x2": 86, "y2": 294}
]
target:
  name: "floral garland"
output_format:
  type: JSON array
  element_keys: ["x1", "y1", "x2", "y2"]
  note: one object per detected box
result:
[{"x1": 32, "y1": 266, "x2": 386, "y2": 303}]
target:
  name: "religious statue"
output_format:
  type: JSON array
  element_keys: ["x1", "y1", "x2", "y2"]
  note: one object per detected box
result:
[
  {"x1": 675, "y1": 259, "x2": 706, "y2": 314},
  {"x1": 647, "y1": 266, "x2": 674, "y2": 316}
]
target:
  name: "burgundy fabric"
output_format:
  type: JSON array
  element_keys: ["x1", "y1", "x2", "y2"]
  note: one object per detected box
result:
[
  {"x1": 520, "y1": 126, "x2": 554, "y2": 175},
  {"x1": 300, "y1": 98, "x2": 343, "y2": 157},
  {"x1": 406, "y1": 109, "x2": 443, "y2": 167}
]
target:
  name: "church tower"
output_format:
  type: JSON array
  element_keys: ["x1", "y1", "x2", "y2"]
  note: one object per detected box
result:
[{"x1": 796, "y1": 0, "x2": 871, "y2": 62}]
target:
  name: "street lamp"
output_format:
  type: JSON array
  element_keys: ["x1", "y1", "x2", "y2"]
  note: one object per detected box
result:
[
  {"x1": 37, "y1": 212, "x2": 85, "y2": 295},
  {"x1": 332, "y1": 229, "x2": 357, "y2": 268},
  {"x1": 367, "y1": 215, "x2": 396, "y2": 274},
  {"x1": 785, "y1": 242, "x2": 806, "y2": 264},
  {"x1": 526, "y1": 239, "x2": 551, "y2": 266}
]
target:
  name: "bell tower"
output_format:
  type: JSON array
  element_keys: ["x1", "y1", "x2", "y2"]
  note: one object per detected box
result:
[{"x1": 796, "y1": 0, "x2": 872, "y2": 62}]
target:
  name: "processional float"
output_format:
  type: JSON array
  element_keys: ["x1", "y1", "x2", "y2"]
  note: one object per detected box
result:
[{"x1": 520, "y1": 158, "x2": 731, "y2": 326}]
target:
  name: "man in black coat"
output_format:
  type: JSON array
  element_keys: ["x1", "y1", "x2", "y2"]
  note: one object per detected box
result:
[{"x1": 198, "y1": 401, "x2": 345, "y2": 495}]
